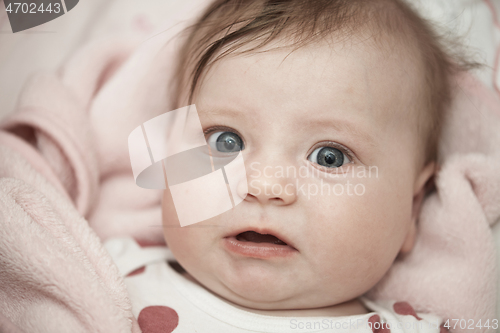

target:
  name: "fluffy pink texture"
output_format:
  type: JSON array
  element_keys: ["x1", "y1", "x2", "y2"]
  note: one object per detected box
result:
[
  {"x1": 0, "y1": 36, "x2": 143, "y2": 332},
  {"x1": 0, "y1": 6, "x2": 498, "y2": 333}
]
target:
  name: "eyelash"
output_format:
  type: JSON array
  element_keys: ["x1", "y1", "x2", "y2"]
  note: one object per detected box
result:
[
  {"x1": 204, "y1": 125, "x2": 242, "y2": 137},
  {"x1": 203, "y1": 125, "x2": 246, "y2": 146},
  {"x1": 203, "y1": 126, "x2": 355, "y2": 165}
]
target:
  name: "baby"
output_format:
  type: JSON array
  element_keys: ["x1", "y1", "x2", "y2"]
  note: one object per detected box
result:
[{"x1": 108, "y1": 0, "x2": 473, "y2": 331}]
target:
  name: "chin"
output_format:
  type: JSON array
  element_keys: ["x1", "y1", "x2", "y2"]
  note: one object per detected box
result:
[{"x1": 212, "y1": 263, "x2": 302, "y2": 306}]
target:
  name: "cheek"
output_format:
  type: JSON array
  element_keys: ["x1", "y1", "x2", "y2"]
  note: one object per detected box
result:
[
  {"x1": 305, "y1": 177, "x2": 413, "y2": 282},
  {"x1": 161, "y1": 190, "x2": 218, "y2": 271},
  {"x1": 310, "y1": 177, "x2": 412, "y2": 239},
  {"x1": 353, "y1": 178, "x2": 414, "y2": 254},
  {"x1": 161, "y1": 190, "x2": 196, "y2": 262}
]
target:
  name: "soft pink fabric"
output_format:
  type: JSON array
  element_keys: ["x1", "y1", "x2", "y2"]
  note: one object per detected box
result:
[
  {"x1": 0, "y1": 37, "x2": 143, "y2": 333},
  {"x1": 0, "y1": 4, "x2": 499, "y2": 333}
]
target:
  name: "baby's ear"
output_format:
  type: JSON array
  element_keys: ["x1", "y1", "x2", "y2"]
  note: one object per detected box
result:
[{"x1": 400, "y1": 161, "x2": 436, "y2": 254}]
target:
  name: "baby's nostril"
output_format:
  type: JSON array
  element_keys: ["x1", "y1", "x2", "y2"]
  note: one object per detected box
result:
[{"x1": 243, "y1": 193, "x2": 258, "y2": 202}]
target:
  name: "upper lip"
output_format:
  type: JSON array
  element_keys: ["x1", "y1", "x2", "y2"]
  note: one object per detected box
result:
[{"x1": 224, "y1": 227, "x2": 298, "y2": 251}]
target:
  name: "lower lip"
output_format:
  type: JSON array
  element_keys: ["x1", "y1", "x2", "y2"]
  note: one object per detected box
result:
[{"x1": 222, "y1": 236, "x2": 298, "y2": 259}]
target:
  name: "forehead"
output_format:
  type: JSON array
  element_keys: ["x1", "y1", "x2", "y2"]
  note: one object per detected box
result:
[{"x1": 198, "y1": 35, "x2": 423, "y2": 112}]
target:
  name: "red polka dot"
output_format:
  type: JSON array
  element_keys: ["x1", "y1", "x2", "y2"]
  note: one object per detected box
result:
[
  {"x1": 138, "y1": 306, "x2": 179, "y2": 333},
  {"x1": 393, "y1": 302, "x2": 422, "y2": 320},
  {"x1": 126, "y1": 266, "x2": 145, "y2": 277},
  {"x1": 368, "y1": 315, "x2": 391, "y2": 333}
]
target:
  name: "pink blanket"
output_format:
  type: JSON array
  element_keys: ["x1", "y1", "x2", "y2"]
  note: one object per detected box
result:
[{"x1": 0, "y1": 5, "x2": 499, "y2": 333}]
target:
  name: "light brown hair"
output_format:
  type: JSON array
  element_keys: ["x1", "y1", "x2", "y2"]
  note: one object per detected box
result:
[{"x1": 173, "y1": 0, "x2": 477, "y2": 164}]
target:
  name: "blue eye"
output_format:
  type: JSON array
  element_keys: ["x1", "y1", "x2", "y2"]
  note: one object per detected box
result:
[
  {"x1": 308, "y1": 146, "x2": 350, "y2": 168},
  {"x1": 207, "y1": 131, "x2": 244, "y2": 153}
]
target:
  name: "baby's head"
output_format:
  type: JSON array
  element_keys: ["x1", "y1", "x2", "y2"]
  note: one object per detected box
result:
[{"x1": 161, "y1": 0, "x2": 469, "y2": 313}]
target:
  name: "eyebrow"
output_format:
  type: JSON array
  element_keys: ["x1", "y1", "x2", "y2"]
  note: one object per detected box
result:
[
  {"x1": 199, "y1": 107, "x2": 246, "y2": 120},
  {"x1": 304, "y1": 117, "x2": 377, "y2": 148},
  {"x1": 200, "y1": 107, "x2": 377, "y2": 148}
]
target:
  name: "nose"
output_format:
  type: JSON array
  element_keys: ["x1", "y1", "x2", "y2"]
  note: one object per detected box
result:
[{"x1": 243, "y1": 161, "x2": 297, "y2": 206}]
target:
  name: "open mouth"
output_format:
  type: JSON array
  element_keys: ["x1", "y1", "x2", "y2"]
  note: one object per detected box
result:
[
  {"x1": 223, "y1": 229, "x2": 297, "y2": 258},
  {"x1": 235, "y1": 231, "x2": 288, "y2": 246}
]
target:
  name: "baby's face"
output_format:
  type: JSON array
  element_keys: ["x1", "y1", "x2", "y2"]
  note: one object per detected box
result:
[{"x1": 162, "y1": 36, "x2": 430, "y2": 311}]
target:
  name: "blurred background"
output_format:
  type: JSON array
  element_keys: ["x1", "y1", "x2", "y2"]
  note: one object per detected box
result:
[{"x1": 0, "y1": 0, "x2": 194, "y2": 119}]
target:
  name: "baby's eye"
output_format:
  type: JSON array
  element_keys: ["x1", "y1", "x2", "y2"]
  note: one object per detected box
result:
[
  {"x1": 308, "y1": 146, "x2": 350, "y2": 168},
  {"x1": 207, "y1": 131, "x2": 244, "y2": 153}
]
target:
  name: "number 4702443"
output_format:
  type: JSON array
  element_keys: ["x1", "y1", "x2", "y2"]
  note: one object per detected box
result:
[
  {"x1": 5, "y1": 2, "x2": 61, "y2": 14},
  {"x1": 443, "y1": 319, "x2": 498, "y2": 330}
]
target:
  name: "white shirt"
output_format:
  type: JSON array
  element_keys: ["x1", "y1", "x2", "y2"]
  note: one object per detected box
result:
[{"x1": 104, "y1": 237, "x2": 446, "y2": 333}]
